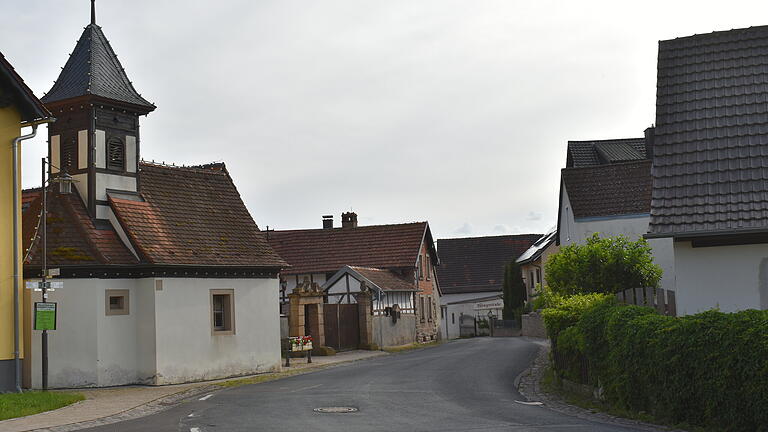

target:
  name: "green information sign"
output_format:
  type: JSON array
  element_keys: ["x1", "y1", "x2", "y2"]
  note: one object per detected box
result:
[{"x1": 34, "y1": 302, "x2": 57, "y2": 331}]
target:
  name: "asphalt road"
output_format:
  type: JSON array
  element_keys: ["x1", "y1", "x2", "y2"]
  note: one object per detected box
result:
[{"x1": 83, "y1": 338, "x2": 652, "y2": 432}]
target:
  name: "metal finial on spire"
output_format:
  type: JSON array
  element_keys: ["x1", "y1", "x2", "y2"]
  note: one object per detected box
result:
[{"x1": 91, "y1": 0, "x2": 96, "y2": 25}]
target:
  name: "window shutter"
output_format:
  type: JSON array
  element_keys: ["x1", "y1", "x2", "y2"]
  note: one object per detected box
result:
[{"x1": 107, "y1": 137, "x2": 125, "y2": 171}]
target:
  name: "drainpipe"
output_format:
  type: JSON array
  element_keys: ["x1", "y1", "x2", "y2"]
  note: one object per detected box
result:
[{"x1": 12, "y1": 118, "x2": 54, "y2": 392}]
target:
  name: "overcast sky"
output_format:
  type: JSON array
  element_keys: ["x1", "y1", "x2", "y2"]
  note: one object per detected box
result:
[{"x1": 4, "y1": 1, "x2": 768, "y2": 239}]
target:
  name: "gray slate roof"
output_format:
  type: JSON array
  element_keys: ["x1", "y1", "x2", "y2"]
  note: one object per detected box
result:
[
  {"x1": 567, "y1": 138, "x2": 647, "y2": 167},
  {"x1": 41, "y1": 24, "x2": 154, "y2": 111},
  {"x1": 648, "y1": 25, "x2": 768, "y2": 237}
]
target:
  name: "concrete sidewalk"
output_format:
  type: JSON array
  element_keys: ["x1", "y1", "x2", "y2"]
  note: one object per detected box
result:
[{"x1": 0, "y1": 350, "x2": 386, "y2": 432}]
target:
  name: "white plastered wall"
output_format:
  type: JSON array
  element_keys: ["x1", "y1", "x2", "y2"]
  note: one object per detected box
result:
[
  {"x1": 559, "y1": 184, "x2": 676, "y2": 291},
  {"x1": 28, "y1": 277, "x2": 280, "y2": 388},
  {"x1": 77, "y1": 130, "x2": 88, "y2": 169},
  {"x1": 673, "y1": 241, "x2": 768, "y2": 315},
  {"x1": 153, "y1": 278, "x2": 281, "y2": 384}
]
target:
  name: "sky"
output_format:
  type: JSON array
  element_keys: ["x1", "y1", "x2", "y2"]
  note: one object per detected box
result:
[{"x1": 4, "y1": 0, "x2": 768, "y2": 240}]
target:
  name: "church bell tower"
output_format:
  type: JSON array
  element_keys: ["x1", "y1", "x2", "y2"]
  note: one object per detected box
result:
[{"x1": 42, "y1": 0, "x2": 155, "y2": 220}]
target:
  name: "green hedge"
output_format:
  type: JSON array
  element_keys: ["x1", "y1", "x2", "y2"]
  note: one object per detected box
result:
[{"x1": 544, "y1": 299, "x2": 768, "y2": 431}]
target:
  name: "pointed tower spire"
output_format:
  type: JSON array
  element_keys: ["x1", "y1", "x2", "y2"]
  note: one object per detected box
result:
[{"x1": 91, "y1": 0, "x2": 96, "y2": 25}]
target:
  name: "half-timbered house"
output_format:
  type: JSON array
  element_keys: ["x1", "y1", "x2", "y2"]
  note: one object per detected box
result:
[{"x1": 268, "y1": 213, "x2": 441, "y2": 347}]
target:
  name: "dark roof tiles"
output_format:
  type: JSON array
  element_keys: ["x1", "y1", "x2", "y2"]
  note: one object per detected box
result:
[
  {"x1": 650, "y1": 25, "x2": 768, "y2": 236},
  {"x1": 562, "y1": 160, "x2": 653, "y2": 219},
  {"x1": 23, "y1": 190, "x2": 138, "y2": 267},
  {"x1": 348, "y1": 267, "x2": 417, "y2": 292},
  {"x1": 268, "y1": 223, "x2": 429, "y2": 275},
  {"x1": 41, "y1": 24, "x2": 154, "y2": 111},
  {"x1": 436, "y1": 234, "x2": 540, "y2": 295},
  {"x1": 567, "y1": 138, "x2": 647, "y2": 167},
  {"x1": 110, "y1": 162, "x2": 286, "y2": 267}
]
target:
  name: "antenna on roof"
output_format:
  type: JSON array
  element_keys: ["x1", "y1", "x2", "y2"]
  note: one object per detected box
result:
[{"x1": 90, "y1": 0, "x2": 96, "y2": 24}]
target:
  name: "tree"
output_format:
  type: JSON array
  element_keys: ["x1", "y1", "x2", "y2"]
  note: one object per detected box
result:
[
  {"x1": 544, "y1": 233, "x2": 662, "y2": 296},
  {"x1": 502, "y1": 261, "x2": 526, "y2": 320}
]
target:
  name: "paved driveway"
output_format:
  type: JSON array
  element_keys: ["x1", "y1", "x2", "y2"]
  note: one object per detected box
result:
[{"x1": 83, "y1": 338, "x2": 655, "y2": 432}]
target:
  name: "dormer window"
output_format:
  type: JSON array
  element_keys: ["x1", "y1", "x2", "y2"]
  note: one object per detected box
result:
[{"x1": 107, "y1": 137, "x2": 125, "y2": 171}]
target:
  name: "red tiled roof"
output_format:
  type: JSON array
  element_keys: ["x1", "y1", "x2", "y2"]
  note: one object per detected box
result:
[
  {"x1": 109, "y1": 162, "x2": 286, "y2": 267},
  {"x1": 269, "y1": 222, "x2": 428, "y2": 275},
  {"x1": 349, "y1": 266, "x2": 416, "y2": 292},
  {"x1": 22, "y1": 190, "x2": 138, "y2": 266},
  {"x1": 436, "y1": 234, "x2": 541, "y2": 295}
]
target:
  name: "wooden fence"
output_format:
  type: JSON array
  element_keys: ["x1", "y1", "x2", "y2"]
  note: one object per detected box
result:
[{"x1": 616, "y1": 287, "x2": 676, "y2": 317}]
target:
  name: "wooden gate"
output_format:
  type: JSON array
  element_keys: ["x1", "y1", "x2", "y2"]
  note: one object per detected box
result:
[{"x1": 324, "y1": 304, "x2": 360, "y2": 351}]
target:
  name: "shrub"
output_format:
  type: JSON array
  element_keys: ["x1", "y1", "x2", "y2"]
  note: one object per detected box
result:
[
  {"x1": 545, "y1": 234, "x2": 662, "y2": 295},
  {"x1": 502, "y1": 261, "x2": 526, "y2": 320},
  {"x1": 540, "y1": 292, "x2": 614, "y2": 342},
  {"x1": 552, "y1": 301, "x2": 768, "y2": 431}
]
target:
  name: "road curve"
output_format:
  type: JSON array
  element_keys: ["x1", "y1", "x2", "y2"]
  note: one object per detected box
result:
[{"x1": 82, "y1": 337, "x2": 654, "y2": 432}]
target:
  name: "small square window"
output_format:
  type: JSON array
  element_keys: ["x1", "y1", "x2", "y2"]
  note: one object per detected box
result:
[
  {"x1": 105, "y1": 289, "x2": 129, "y2": 316},
  {"x1": 211, "y1": 289, "x2": 235, "y2": 335}
]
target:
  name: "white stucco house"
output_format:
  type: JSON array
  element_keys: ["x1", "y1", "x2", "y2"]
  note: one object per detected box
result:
[
  {"x1": 556, "y1": 138, "x2": 676, "y2": 292},
  {"x1": 20, "y1": 10, "x2": 286, "y2": 388},
  {"x1": 516, "y1": 226, "x2": 559, "y2": 300},
  {"x1": 436, "y1": 234, "x2": 540, "y2": 339},
  {"x1": 645, "y1": 27, "x2": 768, "y2": 315}
]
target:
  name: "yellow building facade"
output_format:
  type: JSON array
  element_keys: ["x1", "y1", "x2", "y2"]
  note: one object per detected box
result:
[{"x1": 0, "y1": 52, "x2": 51, "y2": 391}]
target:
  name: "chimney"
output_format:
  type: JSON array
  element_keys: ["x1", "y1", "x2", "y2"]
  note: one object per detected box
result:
[
  {"x1": 322, "y1": 215, "x2": 333, "y2": 230},
  {"x1": 644, "y1": 126, "x2": 655, "y2": 161},
  {"x1": 341, "y1": 212, "x2": 358, "y2": 229}
]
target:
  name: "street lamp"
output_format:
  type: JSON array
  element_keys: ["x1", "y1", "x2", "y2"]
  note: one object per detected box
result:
[{"x1": 38, "y1": 157, "x2": 76, "y2": 390}]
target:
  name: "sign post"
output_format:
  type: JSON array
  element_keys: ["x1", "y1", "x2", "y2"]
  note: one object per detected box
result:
[{"x1": 34, "y1": 302, "x2": 57, "y2": 331}]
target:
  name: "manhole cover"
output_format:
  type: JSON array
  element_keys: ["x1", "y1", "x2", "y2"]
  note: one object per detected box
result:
[{"x1": 313, "y1": 407, "x2": 358, "y2": 413}]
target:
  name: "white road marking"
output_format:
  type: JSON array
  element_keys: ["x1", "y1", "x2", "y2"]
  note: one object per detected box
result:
[
  {"x1": 290, "y1": 384, "x2": 322, "y2": 392},
  {"x1": 190, "y1": 428, "x2": 201, "y2": 432},
  {"x1": 514, "y1": 400, "x2": 543, "y2": 406},
  {"x1": 198, "y1": 394, "x2": 213, "y2": 401}
]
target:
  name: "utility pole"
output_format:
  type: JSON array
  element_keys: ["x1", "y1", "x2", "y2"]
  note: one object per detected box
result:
[{"x1": 40, "y1": 158, "x2": 49, "y2": 391}]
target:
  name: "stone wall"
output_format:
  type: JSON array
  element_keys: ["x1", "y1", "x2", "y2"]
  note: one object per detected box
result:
[
  {"x1": 521, "y1": 312, "x2": 547, "y2": 338},
  {"x1": 373, "y1": 314, "x2": 417, "y2": 347}
]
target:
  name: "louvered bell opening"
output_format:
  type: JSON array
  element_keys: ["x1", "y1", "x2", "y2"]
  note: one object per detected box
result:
[
  {"x1": 61, "y1": 137, "x2": 76, "y2": 170},
  {"x1": 107, "y1": 137, "x2": 125, "y2": 171}
]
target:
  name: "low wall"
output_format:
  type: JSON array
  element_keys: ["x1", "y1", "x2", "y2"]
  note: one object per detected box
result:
[
  {"x1": 373, "y1": 314, "x2": 417, "y2": 347},
  {"x1": 522, "y1": 313, "x2": 547, "y2": 338}
]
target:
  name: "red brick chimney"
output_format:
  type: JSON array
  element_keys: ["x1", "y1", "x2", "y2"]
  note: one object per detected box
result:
[{"x1": 341, "y1": 212, "x2": 358, "y2": 229}]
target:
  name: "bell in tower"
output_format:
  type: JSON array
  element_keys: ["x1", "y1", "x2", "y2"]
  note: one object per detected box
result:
[{"x1": 42, "y1": 0, "x2": 155, "y2": 220}]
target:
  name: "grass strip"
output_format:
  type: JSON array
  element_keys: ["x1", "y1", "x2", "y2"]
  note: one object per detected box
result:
[
  {"x1": 382, "y1": 341, "x2": 440, "y2": 353},
  {"x1": 0, "y1": 391, "x2": 84, "y2": 421}
]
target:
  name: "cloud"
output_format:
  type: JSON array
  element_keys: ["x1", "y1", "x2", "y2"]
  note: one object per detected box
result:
[
  {"x1": 492, "y1": 224, "x2": 509, "y2": 234},
  {"x1": 526, "y1": 211, "x2": 543, "y2": 221},
  {"x1": 454, "y1": 223, "x2": 473, "y2": 235}
]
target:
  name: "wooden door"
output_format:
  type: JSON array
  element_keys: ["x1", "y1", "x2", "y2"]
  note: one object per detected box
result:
[{"x1": 323, "y1": 304, "x2": 359, "y2": 351}]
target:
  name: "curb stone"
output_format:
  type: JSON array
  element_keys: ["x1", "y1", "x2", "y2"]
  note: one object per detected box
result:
[
  {"x1": 26, "y1": 385, "x2": 218, "y2": 432},
  {"x1": 516, "y1": 342, "x2": 681, "y2": 432},
  {"x1": 23, "y1": 350, "x2": 388, "y2": 431}
]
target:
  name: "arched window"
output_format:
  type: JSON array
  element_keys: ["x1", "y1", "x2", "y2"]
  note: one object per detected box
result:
[{"x1": 107, "y1": 137, "x2": 125, "y2": 171}]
